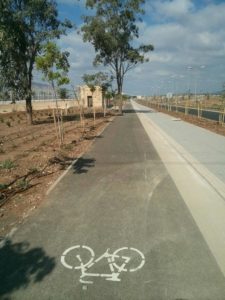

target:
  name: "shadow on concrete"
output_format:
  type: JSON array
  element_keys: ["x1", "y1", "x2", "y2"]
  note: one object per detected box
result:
[
  {"x1": 0, "y1": 239, "x2": 55, "y2": 300},
  {"x1": 73, "y1": 157, "x2": 96, "y2": 174}
]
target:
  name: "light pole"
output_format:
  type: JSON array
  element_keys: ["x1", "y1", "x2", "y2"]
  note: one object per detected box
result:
[
  {"x1": 187, "y1": 66, "x2": 193, "y2": 98},
  {"x1": 195, "y1": 65, "x2": 205, "y2": 105},
  {"x1": 187, "y1": 65, "x2": 206, "y2": 102}
]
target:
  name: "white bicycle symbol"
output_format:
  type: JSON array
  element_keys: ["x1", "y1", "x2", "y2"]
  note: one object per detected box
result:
[{"x1": 61, "y1": 245, "x2": 145, "y2": 284}]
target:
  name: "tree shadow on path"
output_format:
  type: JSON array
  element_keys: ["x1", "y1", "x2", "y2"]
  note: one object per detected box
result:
[
  {"x1": 0, "y1": 239, "x2": 55, "y2": 300},
  {"x1": 73, "y1": 157, "x2": 96, "y2": 174}
]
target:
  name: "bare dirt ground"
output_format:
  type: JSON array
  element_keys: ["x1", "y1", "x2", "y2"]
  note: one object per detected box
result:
[
  {"x1": 138, "y1": 101, "x2": 225, "y2": 137},
  {"x1": 0, "y1": 107, "x2": 116, "y2": 238}
]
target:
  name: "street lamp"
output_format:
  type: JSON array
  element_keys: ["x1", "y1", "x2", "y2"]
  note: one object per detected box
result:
[
  {"x1": 195, "y1": 65, "x2": 205, "y2": 101},
  {"x1": 187, "y1": 66, "x2": 193, "y2": 98},
  {"x1": 187, "y1": 65, "x2": 206, "y2": 102}
]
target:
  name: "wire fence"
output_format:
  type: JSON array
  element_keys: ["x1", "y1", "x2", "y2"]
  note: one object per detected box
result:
[
  {"x1": 31, "y1": 89, "x2": 75, "y2": 101},
  {"x1": 139, "y1": 99, "x2": 225, "y2": 125},
  {"x1": 0, "y1": 89, "x2": 76, "y2": 103}
]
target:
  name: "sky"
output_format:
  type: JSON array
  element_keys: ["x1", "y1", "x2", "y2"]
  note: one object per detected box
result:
[{"x1": 35, "y1": 0, "x2": 225, "y2": 96}]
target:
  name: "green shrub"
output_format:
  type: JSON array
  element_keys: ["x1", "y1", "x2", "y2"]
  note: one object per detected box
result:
[
  {"x1": 17, "y1": 179, "x2": 29, "y2": 189},
  {"x1": 0, "y1": 159, "x2": 16, "y2": 169},
  {"x1": 0, "y1": 183, "x2": 8, "y2": 190}
]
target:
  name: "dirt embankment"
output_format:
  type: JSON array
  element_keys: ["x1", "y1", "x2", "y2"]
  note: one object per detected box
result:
[{"x1": 0, "y1": 107, "x2": 115, "y2": 237}]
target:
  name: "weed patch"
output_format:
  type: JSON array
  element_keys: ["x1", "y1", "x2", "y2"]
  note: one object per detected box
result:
[{"x1": 0, "y1": 159, "x2": 16, "y2": 170}]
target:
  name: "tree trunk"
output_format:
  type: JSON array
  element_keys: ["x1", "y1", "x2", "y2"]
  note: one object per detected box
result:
[
  {"x1": 26, "y1": 96, "x2": 33, "y2": 125},
  {"x1": 103, "y1": 100, "x2": 106, "y2": 118},
  {"x1": 118, "y1": 93, "x2": 123, "y2": 115},
  {"x1": 26, "y1": 58, "x2": 35, "y2": 125},
  {"x1": 52, "y1": 81, "x2": 64, "y2": 146},
  {"x1": 116, "y1": 75, "x2": 123, "y2": 115},
  {"x1": 103, "y1": 95, "x2": 106, "y2": 118}
]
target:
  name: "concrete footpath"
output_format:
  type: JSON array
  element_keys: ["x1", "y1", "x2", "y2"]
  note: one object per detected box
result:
[
  {"x1": 1, "y1": 104, "x2": 225, "y2": 300},
  {"x1": 132, "y1": 101, "x2": 225, "y2": 183}
]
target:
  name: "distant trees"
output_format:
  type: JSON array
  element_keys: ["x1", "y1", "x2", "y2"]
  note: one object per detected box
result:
[
  {"x1": 221, "y1": 83, "x2": 225, "y2": 111},
  {"x1": 0, "y1": 0, "x2": 72, "y2": 124},
  {"x1": 58, "y1": 88, "x2": 69, "y2": 100},
  {"x1": 81, "y1": 0, "x2": 154, "y2": 113}
]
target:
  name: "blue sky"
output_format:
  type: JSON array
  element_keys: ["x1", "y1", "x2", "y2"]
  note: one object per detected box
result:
[{"x1": 35, "y1": 0, "x2": 225, "y2": 95}]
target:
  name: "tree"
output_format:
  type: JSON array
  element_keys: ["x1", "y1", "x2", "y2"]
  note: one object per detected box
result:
[
  {"x1": 92, "y1": 72, "x2": 113, "y2": 116},
  {"x1": 71, "y1": 84, "x2": 85, "y2": 131},
  {"x1": 82, "y1": 73, "x2": 97, "y2": 126},
  {"x1": 82, "y1": 71, "x2": 113, "y2": 121},
  {"x1": 36, "y1": 42, "x2": 70, "y2": 146},
  {"x1": 36, "y1": 42, "x2": 70, "y2": 90},
  {"x1": 81, "y1": 0, "x2": 154, "y2": 113},
  {"x1": 105, "y1": 89, "x2": 115, "y2": 108},
  {"x1": 0, "y1": 0, "x2": 72, "y2": 124},
  {"x1": 58, "y1": 88, "x2": 69, "y2": 100},
  {"x1": 221, "y1": 83, "x2": 225, "y2": 112},
  {"x1": 0, "y1": 76, "x2": 10, "y2": 101}
]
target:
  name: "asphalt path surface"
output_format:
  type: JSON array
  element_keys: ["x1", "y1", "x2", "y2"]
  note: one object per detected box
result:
[{"x1": 1, "y1": 103, "x2": 225, "y2": 300}]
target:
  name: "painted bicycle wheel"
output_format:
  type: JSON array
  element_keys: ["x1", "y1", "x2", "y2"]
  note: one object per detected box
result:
[
  {"x1": 112, "y1": 247, "x2": 145, "y2": 272},
  {"x1": 61, "y1": 245, "x2": 95, "y2": 270}
]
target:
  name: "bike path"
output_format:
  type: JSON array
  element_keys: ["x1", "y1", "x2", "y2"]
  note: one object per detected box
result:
[{"x1": 1, "y1": 105, "x2": 225, "y2": 300}]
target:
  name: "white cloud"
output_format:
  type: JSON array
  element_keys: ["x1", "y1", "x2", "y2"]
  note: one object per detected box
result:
[
  {"x1": 147, "y1": 52, "x2": 172, "y2": 63},
  {"x1": 187, "y1": 2, "x2": 225, "y2": 30},
  {"x1": 130, "y1": 1, "x2": 225, "y2": 94},
  {"x1": 139, "y1": 23, "x2": 186, "y2": 50},
  {"x1": 49, "y1": 1, "x2": 225, "y2": 95},
  {"x1": 57, "y1": 30, "x2": 99, "y2": 84},
  {"x1": 154, "y1": 0, "x2": 194, "y2": 19}
]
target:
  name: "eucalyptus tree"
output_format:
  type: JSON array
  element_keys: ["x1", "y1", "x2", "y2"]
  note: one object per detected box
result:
[
  {"x1": 0, "y1": 0, "x2": 72, "y2": 124},
  {"x1": 81, "y1": 0, "x2": 154, "y2": 113},
  {"x1": 0, "y1": 77, "x2": 10, "y2": 101}
]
